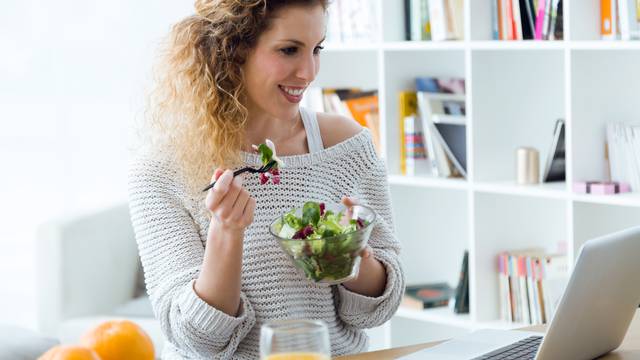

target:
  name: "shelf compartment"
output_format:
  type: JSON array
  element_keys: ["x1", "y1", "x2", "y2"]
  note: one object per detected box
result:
[
  {"x1": 472, "y1": 193, "x2": 568, "y2": 322},
  {"x1": 390, "y1": 186, "x2": 469, "y2": 286},
  {"x1": 383, "y1": 49, "x2": 465, "y2": 175},
  {"x1": 471, "y1": 50, "x2": 565, "y2": 183},
  {"x1": 571, "y1": 50, "x2": 640, "y2": 183}
]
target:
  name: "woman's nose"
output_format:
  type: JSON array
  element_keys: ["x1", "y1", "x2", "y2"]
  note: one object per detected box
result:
[{"x1": 295, "y1": 52, "x2": 318, "y2": 82}]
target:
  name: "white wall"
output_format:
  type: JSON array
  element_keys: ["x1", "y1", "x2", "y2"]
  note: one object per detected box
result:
[{"x1": 0, "y1": 0, "x2": 192, "y2": 329}]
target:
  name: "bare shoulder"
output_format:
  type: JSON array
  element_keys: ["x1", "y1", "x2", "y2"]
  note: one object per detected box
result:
[{"x1": 316, "y1": 112, "x2": 363, "y2": 148}]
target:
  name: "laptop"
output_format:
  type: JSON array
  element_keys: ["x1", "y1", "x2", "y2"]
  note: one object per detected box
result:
[{"x1": 400, "y1": 225, "x2": 640, "y2": 360}]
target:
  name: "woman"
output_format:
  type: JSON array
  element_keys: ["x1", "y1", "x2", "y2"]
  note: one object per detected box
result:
[{"x1": 129, "y1": 0, "x2": 404, "y2": 358}]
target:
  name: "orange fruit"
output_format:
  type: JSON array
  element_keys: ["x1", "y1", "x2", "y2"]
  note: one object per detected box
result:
[
  {"x1": 80, "y1": 320, "x2": 154, "y2": 360},
  {"x1": 38, "y1": 345, "x2": 101, "y2": 360}
]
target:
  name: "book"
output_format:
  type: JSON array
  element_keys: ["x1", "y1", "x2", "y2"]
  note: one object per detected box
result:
[
  {"x1": 602, "y1": 0, "x2": 618, "y2": 40},
  {"x1": 547, "y1": 0, "x2": 561, "y2": 40},
  {"x1": 428, "y1": 0, "x2": 454, "y2": 41},
  {"x1": 416, "y1": 77, "x2": 465, "y2": 94},
  {"x1": 341, "y1": 91, "x2": 380, "y2": 153},
  {"x1": 534, "y1": 0, "x2": 547, "y2": 40},
  {"x1": 553, "y1": 0, "x2": 564, "y2": 40},
  {"x1": 416, "y1": 91, "x2": 466, "y2": 178},
  {"x1": 307, "y1": 88, "x2": 381, "y2": 154},
  {"x1": 342, "y1": 91, "x2": 378, "y2": 127},
  {"x1": 453, "y1": 250, "x2": 469, "y2": 314},
  {"x1": 447, "y1": 0, "x2": 465, "y2": 40},
  {"x1": 619, "y1": 0, "x2": 640, "y2": 40},
  {"x1": 414, "y1": 76, "x2": 466, "y2": 178},
  {"x1": 542, "y1": 0, "x2": 554, "y2": 39},
  {"x1": 431, "y1": 118, "x2": 467, "y2": 177},
  {"x1": 399, "y1": 91, "x2": 419, "y2": 175},
  {"x1": 403, "y1": 115, "x2": 430, "y2": 176},
  {"x1": 607, "y1": 122, "x2": 640, "y2": 192},
  {"x1": 417, "y1": 92, "x2": 452, "y2": 177},
  {"x1": 402, "y1": 282, "x2": 454, "y2": 310},
  {"x1": 498, "y1": 253, "x2": 514, "y2": 321},
  {"x1": 542, "y1": 119, "x2": 566, "y2": 183},
  {"x1": 521, "y1": 0, "x2": 536, "y2": 39},
  {"x1": 491, "y1": 0, "x2": 500, "y2": 40},
  {"x1": 512, "y1": 0, "x2": 524, "y2": 40},
  {"x1": 500, "y1": 0, "x2": 510, "y2": 40}
]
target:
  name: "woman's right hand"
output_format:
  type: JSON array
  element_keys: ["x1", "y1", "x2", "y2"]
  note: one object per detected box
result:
[{"x1": 205, "y1": 169, "x2": 256, "y2": 234}]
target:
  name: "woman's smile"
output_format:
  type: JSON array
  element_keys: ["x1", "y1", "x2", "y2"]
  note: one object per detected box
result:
[{"x1": 278, "y1": 85, "x2": 306, "y2": 103}]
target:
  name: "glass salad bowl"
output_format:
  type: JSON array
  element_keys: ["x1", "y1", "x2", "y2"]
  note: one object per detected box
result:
[{"x1": 269, "y1": 201, "x2": 376, "y2": 285}]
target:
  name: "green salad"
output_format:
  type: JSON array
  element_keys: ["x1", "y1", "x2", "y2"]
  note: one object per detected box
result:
[{"x1": 274, "y1": 201, "x2": 371, "y2": 282}]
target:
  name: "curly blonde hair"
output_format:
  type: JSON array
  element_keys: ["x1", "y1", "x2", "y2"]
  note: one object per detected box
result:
[{"x1": 142, "y1": 0, "x2": 328, "y2": 194}]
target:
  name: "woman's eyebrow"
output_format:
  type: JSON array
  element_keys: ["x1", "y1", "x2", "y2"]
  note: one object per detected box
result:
[{"x1": 278, "y1": 38, "x2": 326, "y2": 46}]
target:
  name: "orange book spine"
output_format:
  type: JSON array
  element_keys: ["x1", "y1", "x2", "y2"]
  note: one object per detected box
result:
[
  {"x1": 602, "y1": 0, "x2": 613, "y2": 37},
  {"x1": 506, "y1": 0, "x2": 515, "y2": 40}
]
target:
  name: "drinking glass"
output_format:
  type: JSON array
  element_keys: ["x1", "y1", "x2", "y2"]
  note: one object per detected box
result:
[{"x1": 260, "y1": 319, "x2": 331, "y2": 360}]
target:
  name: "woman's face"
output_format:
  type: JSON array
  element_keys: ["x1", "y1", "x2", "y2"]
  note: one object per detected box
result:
[{"x1": 242, "y1": 4, "x2": 326, "y2": 122}]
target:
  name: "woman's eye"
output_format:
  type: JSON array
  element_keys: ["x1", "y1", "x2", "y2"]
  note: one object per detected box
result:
[
  {"x1": 280, "y1": 47, "x2": 298, "y2": 56},
  {"x1": 313, "y1": 46, "x2": 324, "y2": 55}
]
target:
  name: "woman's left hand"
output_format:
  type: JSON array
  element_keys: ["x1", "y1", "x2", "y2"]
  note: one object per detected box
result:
[
  {"x1": 341, "y1": 195, "x2": 386, "y2": 296},
  {"x1": 341, "y1": 196, "x2": 373, "y2": 260}
]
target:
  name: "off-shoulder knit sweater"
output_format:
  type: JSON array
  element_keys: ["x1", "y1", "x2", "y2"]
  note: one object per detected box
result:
[{"x1": 127, "y1": 128, "x2": 405, "y2": 359}]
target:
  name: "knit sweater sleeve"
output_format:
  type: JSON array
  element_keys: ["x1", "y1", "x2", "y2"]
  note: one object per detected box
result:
[
  {"x1": 127, "y1": 155, "x2": 256, "y2": 358},
  {"x1": 335, "y1": 139, "x2": 406, "y2": 329}
]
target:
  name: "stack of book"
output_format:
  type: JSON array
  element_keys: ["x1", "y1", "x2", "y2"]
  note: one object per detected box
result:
[
  {"x1": 601, "y1": 0, "x2": 640, "y2": 40},
  {"x1": 491, "y1": 0, "x2": 564, "y2": 40},
  {"x1": 606, "y1": 122, "x2": 640, "y2": 192},
  {"x1": 301, "y1": 87, "x2": 380, "y2": 153},
  {"x1": 404, "y1": 0, "x2": 464, "y2": 41},
  {"x1": 325, "y1": 0, "x2": 379, "y2": 43},
  {"x1": 498, "y1": 250, "x2": 568, "y2": 325},
  {"x1": 401, "y1": 282, "x2": 454, "y2": 310},
  {"x1": 399, "y1": 77, "x2": 467, "y2": 178}
]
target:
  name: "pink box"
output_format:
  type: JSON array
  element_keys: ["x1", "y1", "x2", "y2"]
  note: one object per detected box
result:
[
  {"x1": 573, "y1": 182, "x2": 590, "y2": 193},
  {"x1": 618, "y1": 182, "x2": 632, "y2": 193},
  {"x1": 590, "y1": 183, "x2": 616, "y2": 195}
]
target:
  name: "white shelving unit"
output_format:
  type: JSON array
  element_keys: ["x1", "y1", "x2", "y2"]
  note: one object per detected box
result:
[{"x1": 315, "y1": 0, "x2": 640, "y2": 351}]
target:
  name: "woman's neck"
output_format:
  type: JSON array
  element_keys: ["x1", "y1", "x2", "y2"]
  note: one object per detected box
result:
[{"x1": 244, "y1": 110, "x2": 303, "y2": 151}]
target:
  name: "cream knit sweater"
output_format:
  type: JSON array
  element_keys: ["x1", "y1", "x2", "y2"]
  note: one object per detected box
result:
[{"x1": 128, "y1": 129, "x2": 404, "y2": 359}]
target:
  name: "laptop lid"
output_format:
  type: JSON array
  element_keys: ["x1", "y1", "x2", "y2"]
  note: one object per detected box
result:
[{"x1": 536, "y1": 226, "x2": 640, "y2": 359}]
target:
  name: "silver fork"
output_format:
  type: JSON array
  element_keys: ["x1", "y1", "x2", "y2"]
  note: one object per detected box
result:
[{"x1": 201, "y1": 160, "x2": 277, "y2": 192}]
